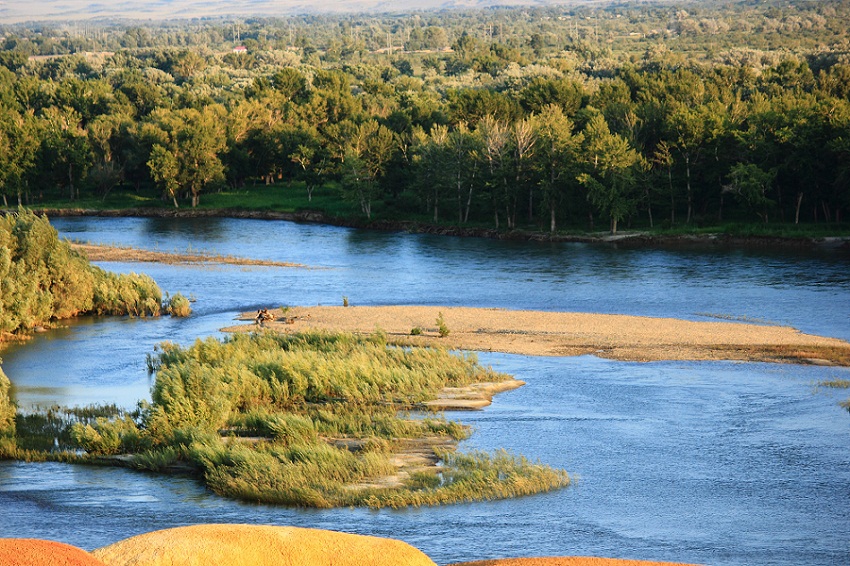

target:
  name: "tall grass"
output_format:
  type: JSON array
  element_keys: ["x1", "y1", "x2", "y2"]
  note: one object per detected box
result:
[
  {"x1": 5, "y1": 330, "x2": 569, "y2": 507},
  {"x1": 132, "y1": 330, "x2": 570, "y2": 507}
]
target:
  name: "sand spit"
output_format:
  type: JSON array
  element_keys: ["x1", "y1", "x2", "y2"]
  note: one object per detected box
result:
[
  {"x1": 227, "y1": 305, "x2": 850, "y2": 365},
  {"x1": 0, "y1": 539, "x2": 108, "y2": 566},
  {"x1": 449, "y1": 558, "x2": 699, "y2": 566},
  {"x1": 91, "y1": 524, "x2": 436, "y2": 566},
  {"x1": 70, "y1": 243, "x2": 307, "y2": 268}
]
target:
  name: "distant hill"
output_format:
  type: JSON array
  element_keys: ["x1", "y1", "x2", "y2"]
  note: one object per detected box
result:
[{"x1": 0, "y1": 0, "x2": 584, "y2": 24}]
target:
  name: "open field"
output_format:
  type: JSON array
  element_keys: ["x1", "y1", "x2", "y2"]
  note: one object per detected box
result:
[{"x1": 227, "y1": 305, "x2": 850, "y2": 366}]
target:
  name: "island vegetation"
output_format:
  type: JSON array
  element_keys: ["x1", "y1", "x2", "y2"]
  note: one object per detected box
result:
[
  {"x1": 3, "y1": 330, "x2": 570, "y2": 508},
  {"x1": 0, "y1": 209, "x2": 188, "y2": 342},
  {"x1": 0, "y1": 0, "x2": 848, "y2": 236}
]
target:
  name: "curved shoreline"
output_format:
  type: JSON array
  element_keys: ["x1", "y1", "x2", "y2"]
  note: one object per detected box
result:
[
  {"x1": 22, "y1": 207, "x2": 850, "y2": 249},
  {"x1": 225, "y1": 305, "x2": 850, "y2": 366}
]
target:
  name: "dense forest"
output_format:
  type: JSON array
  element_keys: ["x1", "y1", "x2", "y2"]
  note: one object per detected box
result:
[{"x1": 1, "y1": 0, "x2": 849, "y2": 232}]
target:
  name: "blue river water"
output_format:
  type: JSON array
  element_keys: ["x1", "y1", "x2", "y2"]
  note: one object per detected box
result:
[{"x1": 1, "y1": 216, "x2": 848, "y2": 565}]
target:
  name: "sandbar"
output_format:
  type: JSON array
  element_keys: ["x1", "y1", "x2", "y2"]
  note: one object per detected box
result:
[{"x1": 226, "y1": 305, "x2": 850, "y2": 365}]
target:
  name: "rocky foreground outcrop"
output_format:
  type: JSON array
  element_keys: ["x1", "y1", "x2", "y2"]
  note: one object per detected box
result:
[
  {"x1": 1, "y1": 525, "x2": 699, "y2": 566},
  {"x1": 91, "y1": 525, "x2": 437, "y2": 566},
  {"x1": 0, "y1": 539, "x2": 107, "y2": 566}
]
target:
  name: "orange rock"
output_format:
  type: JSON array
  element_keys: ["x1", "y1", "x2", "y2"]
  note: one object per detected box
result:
[
  {"x1": 0, "y1": 539, "x2": 108, "y2": 566},
  {"x1": 92, "y1": 524, "x2": 437, "y2": 566}
]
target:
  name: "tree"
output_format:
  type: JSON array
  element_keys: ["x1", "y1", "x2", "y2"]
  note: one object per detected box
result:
[
  {"x1": 146, "y1": 106, "x2": 226, "y2": 207},
  {"x1": 578, "y1": 113, "x2": 643, "y2": 234},
  {"x1": 290, "y1": 130, "x2": 329, "y2": 202},
  {"x1": 531, "y1": 105, "x2": 584, "y2": 233},
  {"x1": 38, "y1": 106, "x2": 92, "y2": 201},
  {"x1": 665, "y1": 104, "x2": 715, "y2": 224},
  {"x1": 0, "y1": 107, "x2": 38, "y2": 206},
  {"x1": 727, "y1": 162, "x2": 776, "y2": 223},
  {"x1": 340, "y1": 120, "x2": 396, "y2": 219},
  {"x1": 147, "y1": 144, "x2": 180, "y2": 208}
]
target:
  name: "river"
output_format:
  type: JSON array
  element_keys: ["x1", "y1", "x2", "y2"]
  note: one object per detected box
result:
[{"x1": 1, "y1": 216, "x2": 848, "y2": 565}]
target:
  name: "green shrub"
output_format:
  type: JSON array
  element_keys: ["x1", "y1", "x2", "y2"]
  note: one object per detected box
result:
[
  {"x1": 436, "y1": 312, "x2": 450, "y2": 337},
  {"x1": 410, "y1": 327, "x2": 422, "y2": 336},
  {"x1": 0, "y1": 209, "x2": 166, "y2": 337},
  {"x1": 0, "y1": 367, "x2": 16, "y2": 444},
  {"x1": 164, "y1": 293, "x2": 192, "y2": 317},
  {"x1": 132, "y1": 446, "x2": 186, "y2": 472},
  {"x1": 70, "y1": 415, "x2": 141, "y2": 455}
]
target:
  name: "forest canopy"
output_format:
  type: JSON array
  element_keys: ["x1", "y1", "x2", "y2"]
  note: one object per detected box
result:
[{"x1": 1, "y1": 0, "x2": 849, "y2": 233}]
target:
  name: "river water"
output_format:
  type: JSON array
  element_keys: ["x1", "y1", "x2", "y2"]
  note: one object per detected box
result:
[{"x1": 1, "y1": 217, "x2": 849, "y2": 565}]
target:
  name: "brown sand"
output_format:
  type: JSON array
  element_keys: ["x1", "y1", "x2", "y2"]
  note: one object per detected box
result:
[
  {"x1": 70, "y1": 243, "x2": 306, "y2": 268},
  {"x1": 0, "y1": 539, "x2": 108, "y2": 566},
  {"x1": 226, "y1": 305, "x2": 850, "y2": 365},
  {"x1": 91, "y1": 524, "x2": 436, "y2": 566},
  {"x1": 449, "y1": 558, "x2": 699, "y2": 566}
]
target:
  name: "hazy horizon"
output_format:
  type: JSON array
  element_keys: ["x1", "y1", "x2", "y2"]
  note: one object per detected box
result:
[{"x1": 0, "y1": 0, "x2": 577, "y2": 25}]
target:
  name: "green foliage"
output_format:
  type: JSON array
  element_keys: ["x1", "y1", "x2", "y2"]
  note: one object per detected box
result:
[
  {"x1": 0, "y1": 210, "x2": 166, "y2": 339},
  {"x1": 126, "y1": 330, "x2": 566, "y2": 507},
  {"x1": 0, "y1": 366, "x2": 16, "y2": 453},
  {"x1": 132, "y1": 446, "x2": 185, "y2": 472},
  {"x1": 4, "y1": 3, "x2": 850, "y2": 233},
  {"x1": 164, "y1": 292, "x2": 192, "y2": 317},
  {"x1": 359, "y1": 449, "x2": 571, "y2": 509},
  {"x1": 70, "y1": 415, "x2": 141, "y2": 455},
  {"x1": 410, "y1": 326, "x2": 422, "y2": 336},
  {"x1": 436, "y1": 312, "x2": 450, "y2": 338}
]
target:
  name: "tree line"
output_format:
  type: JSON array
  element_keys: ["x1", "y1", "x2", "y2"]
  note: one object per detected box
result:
[{"x1": 0, "y1": 1, "x2": 849, "y2": 232}]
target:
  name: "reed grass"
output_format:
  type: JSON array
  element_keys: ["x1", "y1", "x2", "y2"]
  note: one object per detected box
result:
[
  {"x1": 0, "y1": 368, "x2": 15, "y2": 455},
  {"x1": 164, "y1": 293, "x2": 192, "y2": 317},
  {"x1": 3, "y1": 329, "x2": 569, "y2": 507},
  {"x1": 134, "y1": 331, "x2": 570, "y2": 507}
]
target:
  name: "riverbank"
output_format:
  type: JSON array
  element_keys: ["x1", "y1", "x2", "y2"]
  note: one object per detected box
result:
[
  {"x1": 20, "y1": 207, "x2": 850, "y2": 250},
  {"x1": 226, "y1": 306, "x2": 850, "y2": 366}
]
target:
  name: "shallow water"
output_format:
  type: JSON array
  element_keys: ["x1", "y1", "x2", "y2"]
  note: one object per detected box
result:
[{"x1": 1, "y1": 217, "x2": 849, "y2": 565}]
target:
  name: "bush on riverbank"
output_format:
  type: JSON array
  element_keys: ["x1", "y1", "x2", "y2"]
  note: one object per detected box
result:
[
  {"x1": 0, "y1": 367, "x2": 16, "y2": 455},
  {"x1": 128, "y1": 331, "x2": 570, "y2": 507},
  {"x1": 0, "y1": 210, "x2": 165, "y2": 339}
]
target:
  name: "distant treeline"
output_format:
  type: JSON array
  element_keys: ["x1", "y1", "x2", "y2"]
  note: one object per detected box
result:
[{"x1": 0, "y1": 1, "x2": 849, "y2": 232}]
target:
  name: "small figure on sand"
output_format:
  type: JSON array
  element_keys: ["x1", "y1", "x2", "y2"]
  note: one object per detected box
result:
[{"x1": 255, "y1": 308, "x2": 275, "y2": 326}]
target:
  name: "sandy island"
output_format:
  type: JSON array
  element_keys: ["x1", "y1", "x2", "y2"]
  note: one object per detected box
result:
[
  {"x1": 225, "y1": 305, "x2": 850, "y2": 366},
  {"x1": 70, "y1": 242, "x2": 308, "y2": 268}
]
